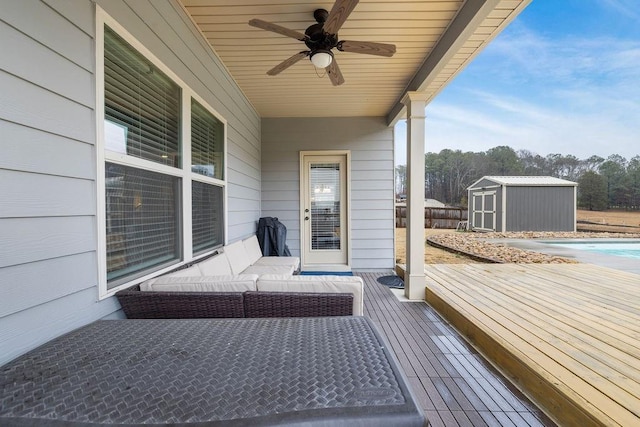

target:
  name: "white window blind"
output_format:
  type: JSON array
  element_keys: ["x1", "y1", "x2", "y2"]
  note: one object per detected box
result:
[
  {"x1": 104, "y1": 26, "x2": 181, "y2": 167},
  {"x1": 105, "y1": 163, "x2": 180, "y2": 285},
  {"x1": 310, "y1": 163, "x2": 341, "y2": 250},
  {"x1": 192, "y1": 181, "x2": 224, "y2": 253},
  {"x1": 191, "y1": 98, "x2": 224, "y2": 180}
]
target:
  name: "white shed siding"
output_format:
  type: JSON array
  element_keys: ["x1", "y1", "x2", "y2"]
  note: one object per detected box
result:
[
  {"x1": 0, "y1": 0, "x2": 260, "y2": 365},
  {"x1": 261, "y1": 117, "x2": 394, "y2": 271}
]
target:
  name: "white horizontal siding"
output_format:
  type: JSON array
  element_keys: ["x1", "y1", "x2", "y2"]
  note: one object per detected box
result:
[
  {"x1": 0, "y1": 71, "x2": 94, "y2": 142},
  {"x1": 351, "y1": 190, "x2": 389, "y2": 202},
  {"x1": 261, "y1": 117, "x2": 394, "y2": 271},
  {"x1": 0, "y1": 121, "x2": 94, "y2": 179},
  {"x1": 0, "y1": 0, "x2": 101, "y2": 366},
  {"x1": 2, "y1": 0, "x2": 94, "y2": 70},
  {"x1": 0, "y1": 217, "x2": 96, "y2": 268},
  {"x1": 0, "y1": 170, "x2": 95, "y2": 218},
  {"x1": 0, "y1": 253, "x2": 98, "y2": 318},
  {"x1": 0, "y1": 0, "x2": 261, "y2": 365},
  {"x1": 0, "y1": 21, "x2": 94, "y2": 107}
]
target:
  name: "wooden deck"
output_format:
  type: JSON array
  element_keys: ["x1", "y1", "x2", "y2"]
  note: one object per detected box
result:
[
  {"x1": 423, "y1": 264, "x2": 640, "y2": 427},
  {"x1": 359, "y1": 272, "x2": 556, "y2": 427}
]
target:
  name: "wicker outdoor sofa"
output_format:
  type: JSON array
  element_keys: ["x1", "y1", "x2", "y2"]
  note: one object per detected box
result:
[
  {"x1": 116, "y1": 286, "x2": 354, "y2": 318},
  {"x1": 115, "y1": 235, "x2": 364, "y2": 319}
]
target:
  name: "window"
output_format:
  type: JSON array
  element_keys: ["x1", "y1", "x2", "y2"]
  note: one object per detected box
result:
[
  {"x1": 105, "y1": 164, "x2": 181, "y2": 284},
  {"x1": 104, "y1": 27, "x2": 181, "y2": 167},
  {"x1": 191, "y1": 98, "x2": 225, "y2": 253},
  {"x1": 192, "y1": 181, "x2": 224, "y2": 253},
  {"x1": 191, "y1": 98, "x2": 224, "y2": 180},
  {"x1": 98, "y1": 14, "x2": 226, "y2": 295}
]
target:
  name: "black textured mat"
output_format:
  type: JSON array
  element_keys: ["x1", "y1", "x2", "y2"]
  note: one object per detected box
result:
[
  {"x1": 377, "y1": 275, "x2": 405, "y2": 289},
  {"x1": 1, "y1": 318, "x2": 425, "y2": 426}
]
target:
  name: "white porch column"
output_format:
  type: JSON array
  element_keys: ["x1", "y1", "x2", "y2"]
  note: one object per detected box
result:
[{"x1": 402, "y1": 92, "x2": 429, "y2": 301}]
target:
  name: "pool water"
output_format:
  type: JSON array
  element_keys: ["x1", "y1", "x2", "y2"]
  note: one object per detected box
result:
[{"x1": 547, "y1": 241, "x2": 640, "y2": 260}]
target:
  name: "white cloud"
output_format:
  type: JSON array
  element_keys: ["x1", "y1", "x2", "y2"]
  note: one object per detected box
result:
[
  {"x1": 419, "y1": 89, "x2": 640, "y2": 160},
  {"x1": 396, "y1": 16, "x2": 640, "y2": 164},
  {"x1": 597, "y1": 0, "x2": 640, "y2": 20},
  {"x1": 487, "y1": 27, "x2": 640, "y2": 87}
]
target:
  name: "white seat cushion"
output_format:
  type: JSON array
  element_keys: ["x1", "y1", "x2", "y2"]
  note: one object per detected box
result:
[
  {"x1": 242, "y1": 264, "x2": 296, "y2": 276},
  {"x1": 223, "y1": 240, "x2": 251, "y2": 274},
  {"x1": 257, "y1": 275, "x2": 364, "y2": 316},
  {"x1": 166, "y1": 264, "x2": 202, "y2": 277},
  {"x1": 198, "y1": 253, "x2": 232, "y2": 276},
  {"x1": 243, "y1": 236, "x2": 263, "y2": 265},
  {"x1": 141, "y1": 275, "x2": 258, "y2": 292},
  {"x1": 252, "y1": 256, "x2": 300, "y2": 270}
]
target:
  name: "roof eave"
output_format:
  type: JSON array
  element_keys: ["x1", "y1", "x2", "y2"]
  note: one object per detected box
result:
[{"x1": 386, "y1": 0, "x2": 533, "y2": 126}]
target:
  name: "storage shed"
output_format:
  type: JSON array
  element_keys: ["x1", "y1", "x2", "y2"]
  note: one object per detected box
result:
[{"x1": 467, "y1": 176, "x2": 578, "y2": 232}]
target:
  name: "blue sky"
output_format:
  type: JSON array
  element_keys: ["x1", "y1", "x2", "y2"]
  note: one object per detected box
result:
[{"x1": 395, "y1": 0, "x2": 640, "y2": 165}]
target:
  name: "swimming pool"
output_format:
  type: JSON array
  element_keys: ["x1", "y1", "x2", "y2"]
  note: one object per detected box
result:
[{"x1": 546, "y1": 240, "x2": 640, "y2": 260}]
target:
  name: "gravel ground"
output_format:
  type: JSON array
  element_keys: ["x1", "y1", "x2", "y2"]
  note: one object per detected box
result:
[
  {"x1": 396, "y1": 229, "x2": 483, "y2": 264},
  {"x1": 427, "y1": 231, "x2": 640, "y2": 264}
]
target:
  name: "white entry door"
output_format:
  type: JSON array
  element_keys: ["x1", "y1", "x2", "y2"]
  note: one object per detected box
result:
[{"x1": 300, "y1": 152, "x2": 350, "y2": 271}]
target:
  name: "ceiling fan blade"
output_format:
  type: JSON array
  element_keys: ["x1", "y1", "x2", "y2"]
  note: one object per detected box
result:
[
  {"x1": 267, "y1": 52, "x2": 309, "y2": 76},
  {"x1": 323, "y1": 0, "x2": 359, "y2": 35},
  {"x1": 249, "y1": 19, "x2": 307, "y2": 41},
  {"x1": 338, "y1": 40, "x2": 396, "y2": 57},
  {"x1": 326, "y1": 58, "x2": 345, "y2": 86}
]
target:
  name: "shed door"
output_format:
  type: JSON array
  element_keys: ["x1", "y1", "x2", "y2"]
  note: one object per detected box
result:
[{"x1": 472, "y1": 191, "x2": 496, "y2": 231}]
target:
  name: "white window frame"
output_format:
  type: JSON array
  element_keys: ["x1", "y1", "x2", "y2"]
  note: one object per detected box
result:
[{"x1": 96, "y1": 7, "x2": 227, "y2": 299}]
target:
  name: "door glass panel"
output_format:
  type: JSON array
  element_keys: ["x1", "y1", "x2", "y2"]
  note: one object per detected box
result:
[{"x1": 310, "y1": 163, "x2": 340, "y2": 250}]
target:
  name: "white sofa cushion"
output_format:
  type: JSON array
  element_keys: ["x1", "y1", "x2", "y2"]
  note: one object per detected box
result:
[
  {"x1": 243, "y1": 236, "x2": 263, "y2": 265},
  {"x1": 166, "y1": 264, "x2": 202, "y2": 277},
  {"x1": 140, "y1": 275, "x2": 258, "y2": 292},
  {"x1": 242, "y1": 264, "x2": 296, "y2": 276},
  {"x1": 252, "y1": 256, "x2": 300, "y2": 269},
  {"x1": 138, "y1": 266, "x2": 202, "y2": 290},
  {"x1": 224, "y1": 240, "x2": 251, "y2": 275},
  {"x1": 257, "y1": 275, "x2": 364, "y2": 316},
  {"x1": 198, "y1": 253, "x2": 232, "y2": 276}
]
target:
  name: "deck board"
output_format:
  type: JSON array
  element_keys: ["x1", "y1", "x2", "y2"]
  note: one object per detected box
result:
[
  {"x1": 424, "y1": 264, "x2": 640, "y2": 427},
  {"x1": 358, "y1": 272, "x2": 556, "y2": 426}
]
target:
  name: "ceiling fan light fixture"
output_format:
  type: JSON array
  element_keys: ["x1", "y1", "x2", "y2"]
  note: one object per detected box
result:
[{"x1": 310, "y1": 50, "x2": 333, "y2": 68}]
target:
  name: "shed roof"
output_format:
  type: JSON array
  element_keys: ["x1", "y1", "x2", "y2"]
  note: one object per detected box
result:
[{"x1": 469, "y1": 176, "x2": 578, "y2": 189}]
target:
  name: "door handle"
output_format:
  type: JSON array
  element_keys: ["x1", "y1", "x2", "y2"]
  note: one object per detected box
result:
[{"x1": 305, "y1": 216, "x2": 309, "y2": 221}]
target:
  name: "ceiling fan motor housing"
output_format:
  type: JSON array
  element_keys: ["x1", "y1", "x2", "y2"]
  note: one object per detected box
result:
[
  {"x1": 304, "y1": 9, "x2": 338, "y2": 52},
  {"x1": 313, "y1": 8, "x2": 328, "y2": 23}
]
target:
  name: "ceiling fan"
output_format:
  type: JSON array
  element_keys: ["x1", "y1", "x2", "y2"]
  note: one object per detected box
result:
[{"x1": 248, "y1": 0, "x2": 396, "y2": 86}]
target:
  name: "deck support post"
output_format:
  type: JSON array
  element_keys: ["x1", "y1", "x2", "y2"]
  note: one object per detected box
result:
[{"x1": 402, "y1": 92, "x2": 429, "y2": 301}]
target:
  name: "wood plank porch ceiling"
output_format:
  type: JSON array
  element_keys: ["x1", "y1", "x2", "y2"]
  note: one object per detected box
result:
[{"x1": 180, "y1": 0, "x2": 531, "y2": 122}]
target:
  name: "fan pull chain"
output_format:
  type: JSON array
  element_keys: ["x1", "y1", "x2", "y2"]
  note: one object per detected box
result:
[{"x1": 314, "y1": 68, "x2": 327, "y2": 79}]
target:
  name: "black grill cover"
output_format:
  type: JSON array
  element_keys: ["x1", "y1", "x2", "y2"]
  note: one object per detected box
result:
[{"x1": 257, "y1": 217, "x2": 292, "y2": 256}]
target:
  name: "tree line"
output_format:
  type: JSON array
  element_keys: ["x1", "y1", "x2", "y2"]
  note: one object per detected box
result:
[{"x1": 395, "y1": 146, "x2": 640, "y2": 210}]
